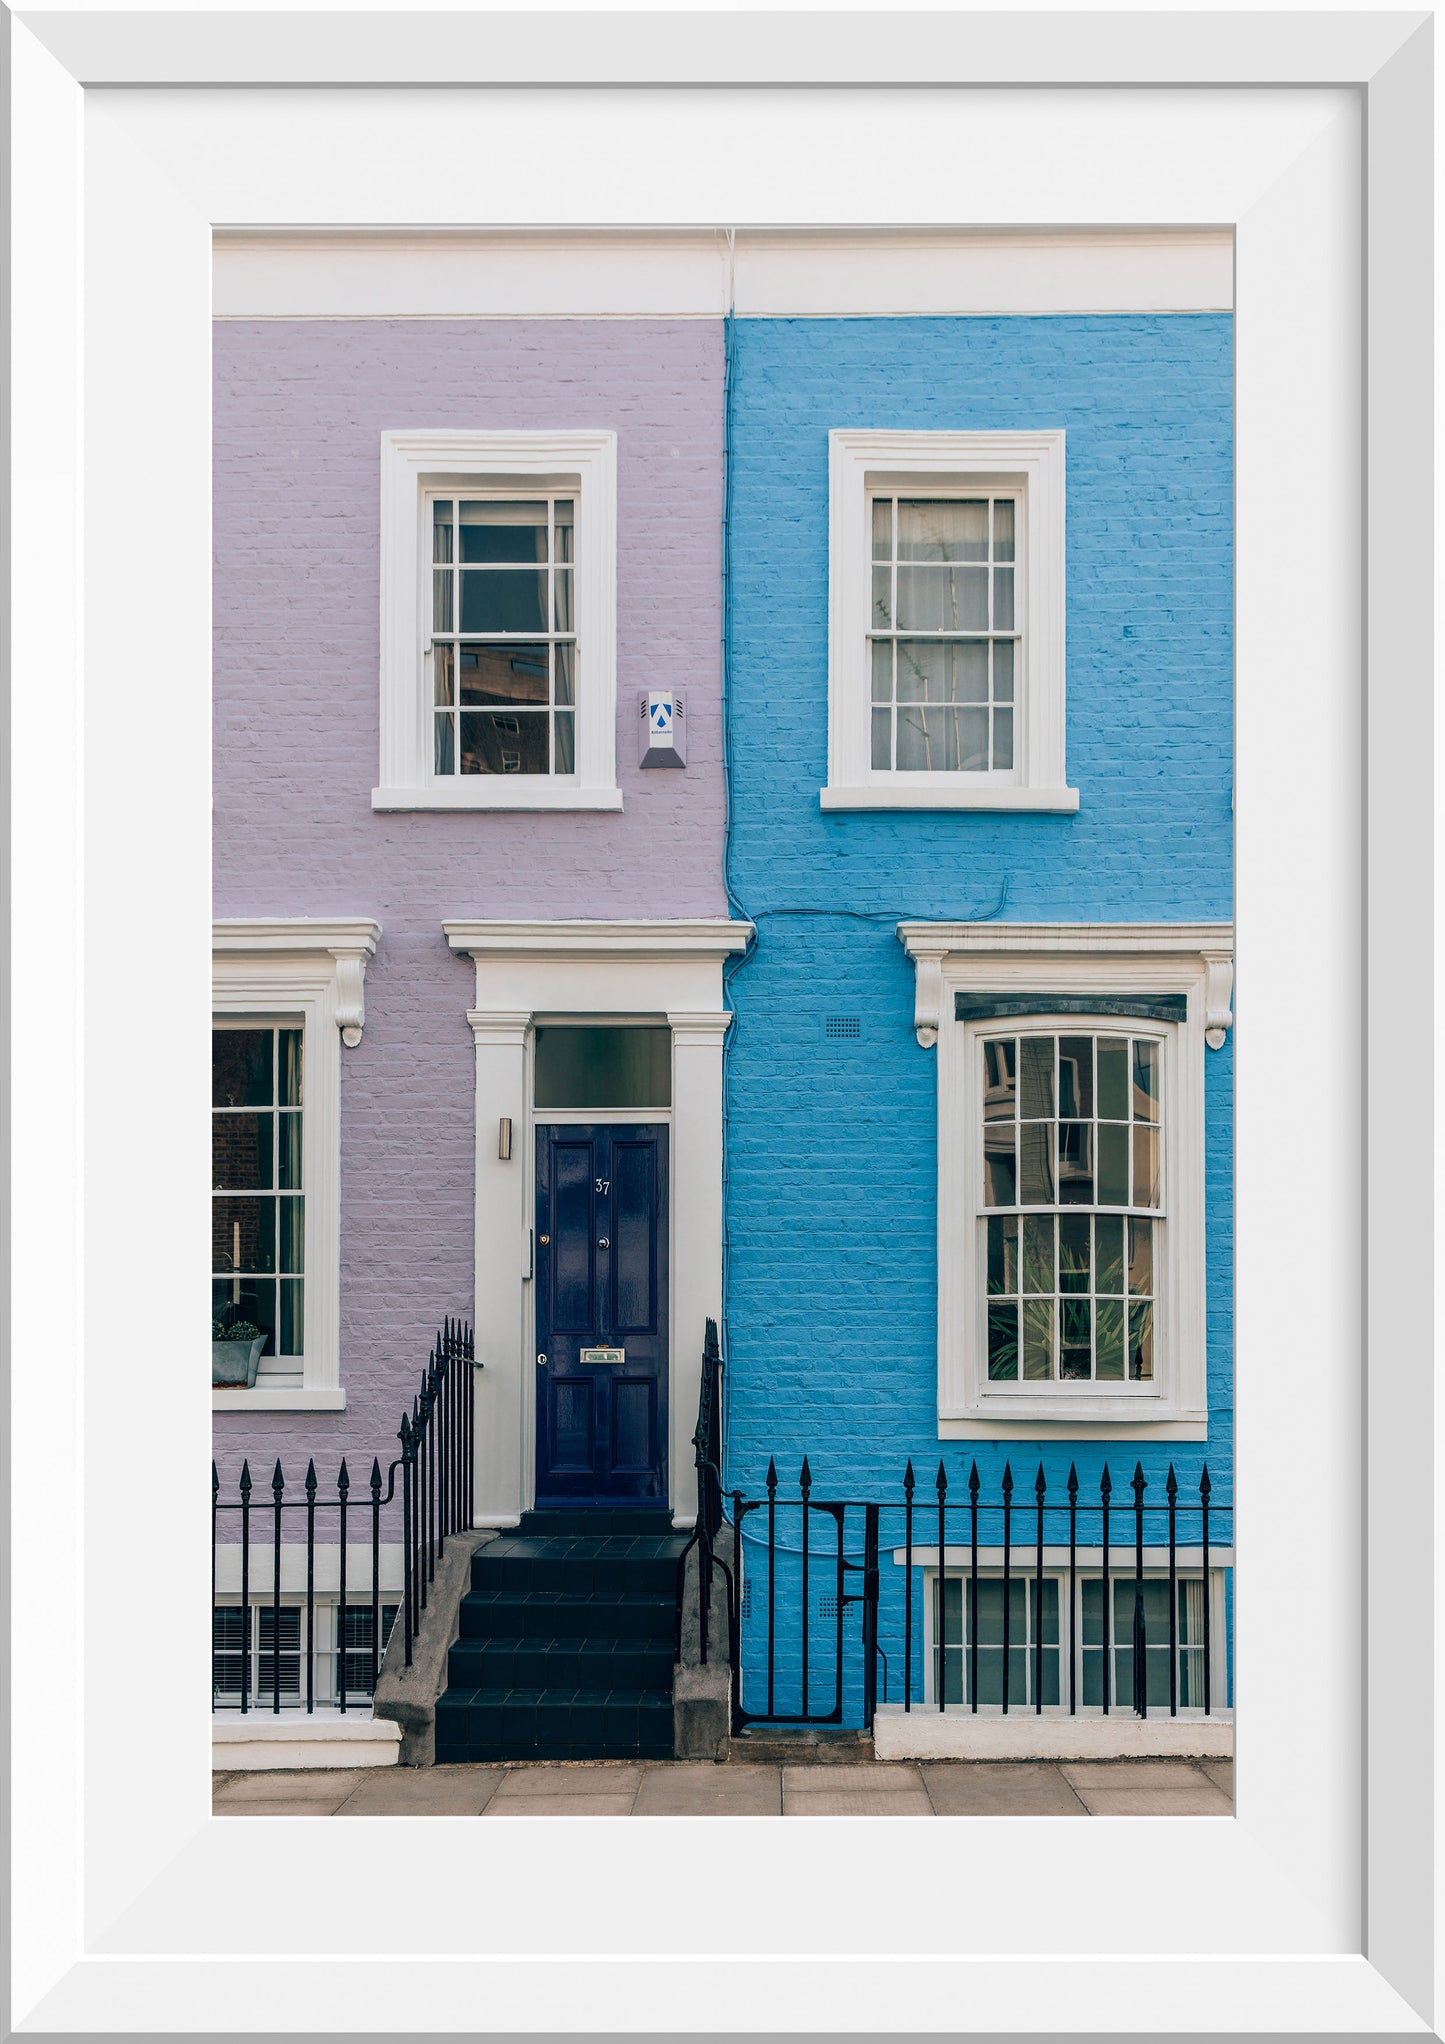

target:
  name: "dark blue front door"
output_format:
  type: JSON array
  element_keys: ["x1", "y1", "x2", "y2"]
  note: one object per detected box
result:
[{"x1": 535, "y1": 1124, "x2": 668, "y2": 1505}]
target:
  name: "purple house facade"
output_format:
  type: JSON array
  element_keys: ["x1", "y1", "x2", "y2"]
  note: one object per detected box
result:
[{"x1": 212, "y1": 230, "x2": 1234, "y2": 1767}]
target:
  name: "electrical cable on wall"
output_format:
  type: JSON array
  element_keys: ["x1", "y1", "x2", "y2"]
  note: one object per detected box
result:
[{"x1": 713, "y1": 225, "x2": 1010, "y2": 1484}]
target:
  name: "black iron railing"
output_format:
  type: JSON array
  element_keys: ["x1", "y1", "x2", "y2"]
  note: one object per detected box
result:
[
  {"x1": 212, "y1": 1319, "x2": 477, "y2": 1713},
  {"x1": 676, "y1": 1318, "x2": 736, "y2": 1668},
  {"x1": 731, "y1": 1458, "x2": 1231, "y2": 1733}
]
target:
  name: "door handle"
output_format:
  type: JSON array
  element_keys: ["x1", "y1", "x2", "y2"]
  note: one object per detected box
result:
[
  {"x1": 536, "y1": 1353, "x2": 548, "y2": 1367},
  {"x1": 597, "y1": 1237, "x2": 610, "y2": 1249}
]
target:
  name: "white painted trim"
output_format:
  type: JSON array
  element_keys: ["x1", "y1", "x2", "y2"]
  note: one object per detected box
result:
[
  {"x1": 211, "y1": 228, "x2": 1234, "y2": 321},
  {"x1": 212, "y1": 921, "x2": 380, "y2": 1404},
  {"x1": 376, "y1": 430, "x2": 617, "y2": 809},
  {"x1": 898, "y1": 920, "x2": 1235, "y2": 1048},
  {"x1": 821, "y1": 784, "x2": 1080, "y2": 813},
  {"x1": 873, "y1": 1707, "x2": 1232, "y2": 1763},
  {"x1": 212, "y1": 1387, "x2": 347, "y2": 1413},
  {"x1": 445, "y1": 918, "x2": 753, "y2": 961},
  {"x1": 373, "y1": 782, "x2": 623, "y2": 813},
  {"x1": 213, "y1": 1714, "x2": 402, "y2": 1772},
  {"x1": 213, "y1": 918, "x2": 380, "y2": 1045},
  {"x1": 895, "y1": 1548, "x2": 1234, "y2": 1569},
  {"x1": 826, "y1": 429, "x2": 1072, "y2": 808},
  {"x1": 446, "y1": 921, "x2": 750, "y2": 1526},
  {"x1": 894, "y1": 925, "x2": 1232, "y2": 1435},
  {"x1": 212, "y1": 1545, "x2": 406, "y2": 1594}
]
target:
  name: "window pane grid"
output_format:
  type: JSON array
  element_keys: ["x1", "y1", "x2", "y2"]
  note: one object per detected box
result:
[
  {"x1": 935, "y1": 1575, "x2": 1208, "y2": 1710},
  {"x1": 982, "y1": 1032, "x2": 1160, "y2": 1385},
  {"x1": 211, "y1": 1602, "x2": 399, "y2": 1707},
  {"x1": 429, "y1": 494, "x2": 576, "y2": 779},
  {"x1": 869, "y1": 494, "x2": 1019, "y2": 773},
  {"x1": 212, "y1": 1026, "x2": 304, "y2": 1359}
]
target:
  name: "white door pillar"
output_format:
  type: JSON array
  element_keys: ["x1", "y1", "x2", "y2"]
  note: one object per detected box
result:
[
  {"x1": 667, "y1": 1010, "x2": 732, "y2": 1527},
  {"x1": 467, "y1": 1011, "x2": 531, "y2": 1525}
]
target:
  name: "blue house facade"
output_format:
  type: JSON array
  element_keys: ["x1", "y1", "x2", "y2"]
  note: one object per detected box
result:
[
  {"x1": 719, "y1": 311, "x2": 1234, "y2": 1748},
  {"x1": 210, "y1": 230, "x2": 1233, "y2": 1767}
]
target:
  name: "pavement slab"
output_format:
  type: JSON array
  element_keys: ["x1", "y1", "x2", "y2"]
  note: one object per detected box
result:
[
  {"x1": 336, "y1": 1766, "x2": 504, "y2": 1815},
  {"x1": 1060, "y1": 1761, "x2": 1213, "y2": 1790},
  {"x1": 634, "y1": 1763, "x2": 781, "y2": 1816},
  {"x1": 1198, "y1": 1757, "x2": 1234, "y2": 1797},
  {"x1": 483, "y1": 1792, "x2": 637, "y2": 1816},
  {"x1": 782, "y1": 1763, "x2": 924, "y2": 1794},
  {"x1": 1066, "y1": 1781, "x2": 1233, "y2": 1816},
  {"x1": 783, "y1": 1787, "x2": 934, "y2": 1816},
  {"x1": 214, "y1": 1769, "x2": 364, "y2": 1812},
  {"x1": 489, "y1": 1762, "x2": 644, "y2": 1798},
  {"x1": 921, "y1": 1762, "x2": 1089, "y2": 1815}
]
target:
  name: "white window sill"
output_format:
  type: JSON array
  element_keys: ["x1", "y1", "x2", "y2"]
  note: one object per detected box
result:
[
  {"x1": 212, "y1": 1387, "x2": 347, "y2": 1412},
  {"x1": 371, "y1": 783, "x2": 623, "y2": 813},
  {"x1": 820, "y1": 783, "x2": 1080, "y2": 813},
  {"x1": 941, "y1": 1410, "x2": 1207, "y2": 1442}
]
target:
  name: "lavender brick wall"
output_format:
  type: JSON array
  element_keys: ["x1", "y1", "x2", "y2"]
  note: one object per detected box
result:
[{"x1": 212, "y1": 320, "x2": 726, "y2": 1483}]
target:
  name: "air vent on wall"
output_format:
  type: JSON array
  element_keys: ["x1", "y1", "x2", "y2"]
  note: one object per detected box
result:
[{"x1": 824, "y1": 1016, "x2": 861, "y2": 1040}]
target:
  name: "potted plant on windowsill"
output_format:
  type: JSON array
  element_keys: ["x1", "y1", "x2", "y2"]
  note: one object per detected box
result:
[{"x1": 212, "y1": 1315, "x2": 266, "y2": 1388}]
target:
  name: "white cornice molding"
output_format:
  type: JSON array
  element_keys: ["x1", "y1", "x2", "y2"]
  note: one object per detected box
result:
[
  {"x1": 466, "y1": 1011, "x2": 532, "y2": 1048},
  {"x1": 212, "y1": 228, "x2": 1234, "y2": 321},
  {"x1": 666, "y1": 1010, "x2": 736, "y2": 1047},
  {"x1": 897, "y1": 920, "x2": 1235, "y2": 1050},
  {"x1": 213, "y1": 918, "x2": 381, "y2": 1046},
  {"x1": 445, "y1": 919, "x2": 754, "y2": 962}
]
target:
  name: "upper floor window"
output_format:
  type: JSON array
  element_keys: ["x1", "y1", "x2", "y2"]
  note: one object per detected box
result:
[
  {"x1": 374, "y1": 432, "x2": 619, "y2": 813},
  {"x1": 824, "y1": 430, "x2": 1076, "y2": 813},
  {"x1": 869, "y1": 493, "x2": 1020, "y2": 775},
  {"x1": 428, "y1": 493, "x2": 577, "y2": 780}
]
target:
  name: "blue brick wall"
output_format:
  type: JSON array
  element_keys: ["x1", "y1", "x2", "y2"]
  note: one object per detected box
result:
[{"x1": 719, "y1": 316, "x2": 1234, "y2": 1714}]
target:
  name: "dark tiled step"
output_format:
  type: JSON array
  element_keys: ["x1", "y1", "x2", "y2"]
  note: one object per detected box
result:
[
  {"x1": 448, "y1": 1635, "x2": 675, "y2": 1694},
  {"x1": 434, "y1": 1686, "x2": 674, "y2": 1762},
  {"x1": 458, "y1": 1589, "x2": 677, "y2": 1642},
  {"x1": 470, "y1": 1538, "x2": 684, "y2": 1598},
  {"x1": 434, "y1": 1741, "x2": 675, "y2": 1766},
  {"x1": 520, "y1": 1508, "x2": 677, "y2": 1537}
]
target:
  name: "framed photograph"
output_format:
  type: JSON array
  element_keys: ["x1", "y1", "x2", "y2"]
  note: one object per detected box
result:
[{"x1": 9, "y1": 8, "x2": 1433, "y2": 2036}]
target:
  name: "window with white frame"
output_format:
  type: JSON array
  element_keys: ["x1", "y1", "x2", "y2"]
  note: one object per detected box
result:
[
  {"x1": 825, "y1": 431, "x2": 1076, "y2": 812},
  {"x1": 212, "y1": 1600, "x2": 399, "y2": 1709},
  {"x1": 980, "y1": 1029, "x2": 1162, "y2": 1386},
  {"x1": 428, "y1": 492, "x2": 577, "y2": 779},
  {"x1": 212, "y1": 919, "x2": 379, "y2": 1411},
  {"x1": 212, "y1": 1023, "x2": 305, "y2": 1362},
  {"x1": 931, "y1": 1570, "x2": 1217, "y2": 1711},
  {"x1": 898, "y1": 924, "x2": 1233, "y2": 1437},
  {"x1": 869, "y1": 493, "x2": 1020, "y2": 774},
  {"x1": 375, "y1": 432, "x2": 619, "y2": 812}
]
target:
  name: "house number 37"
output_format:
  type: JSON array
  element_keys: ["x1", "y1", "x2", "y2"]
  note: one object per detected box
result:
[{"x1": 595, "y1": 1179, "x2": 610, "y2": 1195}]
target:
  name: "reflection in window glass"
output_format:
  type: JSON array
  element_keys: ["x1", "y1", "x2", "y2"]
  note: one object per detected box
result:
[
  {"x1": 430, "y1": 493, "x2": 577, "y2": 778},
  {"x1": 980, "y1": 1030, "x2": 1161, "y2": 1385},
  {"x1": 868, "y1": 493, "x2": 1020, "y2": 773},
  {"x1": 212, "y1": 1025, "x2": 304, "y2": 1359},
  {"x1": 534, "y1": 1027, "x2": 672, "y2": 1109}
]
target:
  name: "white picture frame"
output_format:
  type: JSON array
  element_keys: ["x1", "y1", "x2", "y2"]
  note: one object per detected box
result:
[{"x1": 9, "y1": 10, "x2": 1433, "y2": 2036}]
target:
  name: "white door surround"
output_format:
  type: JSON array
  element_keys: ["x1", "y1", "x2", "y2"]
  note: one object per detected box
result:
[{"x1": 443, "y1": 919, "x2": 753, "y2": 1527}]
